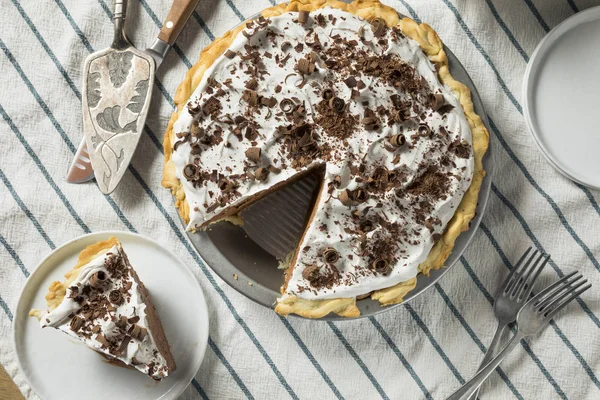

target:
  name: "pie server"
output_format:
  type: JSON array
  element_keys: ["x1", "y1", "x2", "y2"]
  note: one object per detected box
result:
[{"x1": 68, "y1": 0, "x2": 200, "y2": 192}]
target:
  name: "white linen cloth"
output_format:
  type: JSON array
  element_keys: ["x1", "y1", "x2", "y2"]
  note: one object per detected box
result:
[{"x1": 1, "y1": 0, "x2": 600, "y2": 398}]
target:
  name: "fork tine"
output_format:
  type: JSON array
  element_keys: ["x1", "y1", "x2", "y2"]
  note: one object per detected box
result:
[
  {"x1": 535, "y1": 273, "x2": 583, "y2": 310},
  {"x1": 517, "y1": 254, "x2": 550, "y2": 301},
  {"x1": 544, "y1": 283, "x2": 591, "y2": 320},
  {"x1": 504, "y1": 247, "x2": 534, "y2": 295},
  {"x1": 508, "y1": 249, "x2": 540, "y2": 297},
  {"x1": 539, "y1": 278, "x2": 588, "y2": 314},
  {"x1": 530, "y1": 271, "x2": 578, "y2": 304}
]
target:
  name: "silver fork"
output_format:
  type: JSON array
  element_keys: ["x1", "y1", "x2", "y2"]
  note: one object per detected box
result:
[
  {"x1": 447, "y1": 271, "x2": 591, "y2": 400},
  {"x1": 470, "y1": 248, "x2": 549, "y2": 399}
]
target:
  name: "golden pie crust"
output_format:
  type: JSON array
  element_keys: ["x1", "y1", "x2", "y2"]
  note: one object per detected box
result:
[
  {"x1": 29, "y1": 237, "x2": 119, "y2": 318},
  {"x1": 162, "y1": 0, "x2": 489, "y2": 318}
]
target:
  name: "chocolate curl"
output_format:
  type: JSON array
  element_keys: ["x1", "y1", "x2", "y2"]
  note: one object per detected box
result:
[
  {"x1": 322, "y1": 247, "x2": 340, "y2": 264},
  {"x1": 418, "y1": 124, "x2": 432, "y2": 137},
  {"x1": 298, "y1": 10, "x2": 309, "y2": 25},
  {"x1": 89, "y1": 271, "x2": 106, "y2": 289},
  {"x1": 245, "y1": 147, "x2": 262, "y2": 163},
  {"x1": 339, "y1": 189, "x2": 353, "y2": 206},
  {"x1": 187, "y1": 102, "x2": 201, "y2": 115},
  {"x1": 279, "y1": 98, "x2": 296, "y2": 114},
  {"x1": 224, "y1": 49, "x2": 237, "y2": 59},
  {"x1": 329, "y1": 97, "x2": 345, "y2": 113},
  {"x1": 254, "y1": 167, "x2": 269, "y2": 182},
  {"x1": 389, "y1": 134, "x2": 406, "y2": 148},
  {"x1": 108, "y1": 289, "x2": 123, "y2": 305},
  {"x1": 69, "y1": 316, "x2": 84, "y2": 332},
  {"x1": 430, "y1": 93, "x2": 445, "y2": 111},
  {"x1": 370, "y1": 17, "x2": 387, "y2": 37},
  {"x1": 128, "y1": 324, "x2": 148, "y2": 341},
  {"x1": 352, "y1": 189, "x2": 368, "y2": 203},
  {"x1": 296, "y1": 58, "x2": 315, "y2": 75},
  {"x1": 359, "y1": 219, "x2": 374, "y2": 233},
  {"x1": 372, "y1": 259, "x2": 391, "y2": 275},
  {"x1": 183, "y1": 163, "x2": 199, "y2": 181},
  {"x1": 322, "y1": 88, "x2": 334, "y2": 101}
]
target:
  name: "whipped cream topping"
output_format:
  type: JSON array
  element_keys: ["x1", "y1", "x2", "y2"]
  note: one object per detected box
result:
[
  {"x1": 171, "y1": 8, "x2": 474, "y2": 300},
  {"x1": 41, "y1": 245, "x2": 169, "y2": 379}
]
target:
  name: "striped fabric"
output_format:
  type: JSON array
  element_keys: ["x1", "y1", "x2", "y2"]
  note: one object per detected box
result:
[{"x1": 1, "y1": 0, "x2": 599, "y2": 398}]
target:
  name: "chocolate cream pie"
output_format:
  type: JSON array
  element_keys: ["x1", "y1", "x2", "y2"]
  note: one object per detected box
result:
[
  {"x1": 162, "y1": 0, "x2": 488, "y2": 318},
  {"x1": 29, "y1": 237, "x2": 176, "y2": 380}
]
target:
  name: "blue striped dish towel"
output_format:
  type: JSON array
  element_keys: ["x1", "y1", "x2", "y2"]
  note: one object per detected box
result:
[{"x1": 1, "y1": 0, "x2": 599, "y2": 399}]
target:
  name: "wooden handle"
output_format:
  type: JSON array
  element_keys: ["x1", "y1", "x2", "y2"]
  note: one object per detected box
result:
[{"x1": 157, "y1": 0, "x2": 200, "y2": 45}]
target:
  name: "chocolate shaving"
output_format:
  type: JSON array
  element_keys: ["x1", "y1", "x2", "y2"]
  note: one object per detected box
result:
[
  {"x1": 339, "y1": 188, "x2": 368, "y2": 206},
  {"x1": 191, "y1": 124, "x2": 205, "y2": 138},
  {"x1": 302, "y1": 265, "x2": 320, "y2": 281},
  {"x1": 114, "y1": 336, "x2": 131, "y2": 357},
  {"x1": 344, "y1": 76, "x2": 357, "y2": 88},
  {"x1": 116, "y1": 315, "x2": 128, "y2": 329},
  {"x1": 267, "y1": 165, "x2": 281, "y2": 174},
  {"x1": 242, "y1": 90, "x2": 259, "y2": 107},
  {"x1": 224, "y1": 49, "x2": 237, "y2": 59},
  {"x1": 245, "y1": 78, "x2": 258, "y2": 90},
  {"x1": 296, "y1": 58, "x2": 315, "y2": 75},
  {"x1": 128, "y1": 324, "x2": 147, "y2": 341},
  {"x1": 81, "y1": 304, "x2": 94, "y2": 320},
  {"x1": 95, "y1": 333, "x2": 110, "y2": 348}
]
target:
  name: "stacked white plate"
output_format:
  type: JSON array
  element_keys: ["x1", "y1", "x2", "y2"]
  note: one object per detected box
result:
[{"x1": 523, "y1": 6, "x2": 600, "y2": 189}]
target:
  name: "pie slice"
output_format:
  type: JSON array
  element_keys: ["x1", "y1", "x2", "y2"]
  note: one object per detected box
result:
[{"x1": 29, "y1": 237, "x2": 176, "y2": 381}]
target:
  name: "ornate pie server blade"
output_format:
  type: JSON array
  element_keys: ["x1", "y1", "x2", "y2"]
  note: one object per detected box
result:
[
  {"x1": 81, "y1": 0, "x2": 155, "y2": 194},
  {"x1": 67, "y1": 0, "x2": 199, "y2": 188}
]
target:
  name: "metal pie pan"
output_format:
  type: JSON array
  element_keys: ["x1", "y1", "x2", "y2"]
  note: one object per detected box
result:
[{"x1": 175, "y1": 10, "x2": 492, "y2": 321}]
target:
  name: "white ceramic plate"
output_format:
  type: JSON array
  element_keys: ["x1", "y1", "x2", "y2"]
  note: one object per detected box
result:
[
  {"x1": 523, "y1": 6, "x2": 600, "y2": 189},
  {"x1": 12, "y1": 231, "x2": 209, "y2": 400}
]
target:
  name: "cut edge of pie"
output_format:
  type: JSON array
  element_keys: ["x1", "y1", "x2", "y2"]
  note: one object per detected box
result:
[{"x1": 162, "y1": 0, "x2": 489, "y2": 318}]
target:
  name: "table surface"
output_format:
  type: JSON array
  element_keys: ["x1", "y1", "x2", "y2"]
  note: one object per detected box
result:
[{"x1": 0, "y1": 365, "x2": 23, "y2": 400}]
